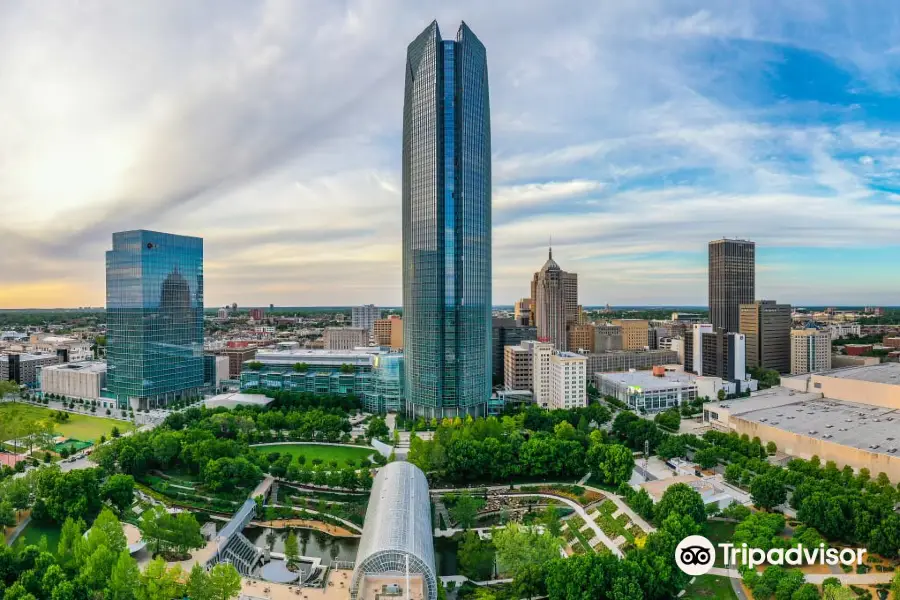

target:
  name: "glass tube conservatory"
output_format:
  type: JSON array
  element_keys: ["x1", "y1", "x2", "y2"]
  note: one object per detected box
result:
[{"x1": 350, "y1": 462, "x2": 437, "y2": 600}]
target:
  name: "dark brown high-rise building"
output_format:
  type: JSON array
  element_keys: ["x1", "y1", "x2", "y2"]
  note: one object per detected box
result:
[
  {"x1": 740, "y1": 300, "x2": 791, "y2": 373},
  {"x1": 708, "y1": 239, "x2": 755, "y2": 333}
]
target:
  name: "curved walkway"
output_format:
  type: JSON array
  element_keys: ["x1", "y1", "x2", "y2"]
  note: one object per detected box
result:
[
  {"x1": 708, "y1": 567, "x2": 895, "y2": 585},
  {"x1": 499, "y1": 492, "x2": 623, "y2": 557}
]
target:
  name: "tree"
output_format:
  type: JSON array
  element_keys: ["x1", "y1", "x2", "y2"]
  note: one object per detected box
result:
[
  {"x1": 6, "y1": 477, "x2": 31, "y2": 517},
  {"x1": 655, "y1": 435, "x2": 687, "y2": 460},
  {"x1": 0, "y1": 500, "x2": 15, "y2": 528},
  {"x1": 57, "y1": 517, "x2": 86, "y2": 571},
  {"x1": 588, "y1": 443, "x2": 634, "y2": 487},
  {"x1": 107, "y1": 550, "x2": 141, "y2": 600},
  {"x1": 208, "y1": 563, "x2": 242, "y2": 600},
  {"x1": 102, "y1": 474, "x2": 135, "y2": 514},
  {"x1": 766, "y1": 441, "x2": 777, "y2": 454},
  {"x1": 493, "y1": 524, "x2": 561, "y2": 579},
  {"x1": 653, "y1": 409, "x2": 680, "y2": 431},
  {"x1": 750, "y1": 474, "x2": 787, "y2": 511},
  {"x1": 693, "y1": 447, "x2": 719, "y2": 469},
  {"x1": 717, "y1": 389, "x2": 726, "y2": 401},
  {"x1": 449, "y1": 493, "x2": 482, "y2": 530},
  {"x1": 187, "y1": 564, "x2": 212, "y2": 600},
  {"x1": 366, "y1": 416, "x2": 389, "y2": 440},
  {"x1": 655, "y1": 483, "x2": 706, "y2": 526},
  {"x1": 284, "y1": 530, "x2": 299, "y2": 570},
  {"x1": 891, "y1": 571, "x2": 900, "y2": 600},
  {"x1": 136, "y1": 558, "x2": 184, "y2": 600},
  {"x1": 541, "y1": 505, "x2": 562, "y2": 538},
  {"x1": 724, "y1": 464, "x2": 743, "y2": 485},
  {"x1": 457, "y1": 531, "x2": 495, "y2": 581}
]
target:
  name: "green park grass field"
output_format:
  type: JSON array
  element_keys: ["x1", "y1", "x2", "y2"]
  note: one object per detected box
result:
[
  {"x1": 253, "y1": 443, "x2": 375, "y2": 466},
  {"x1": 681, "y1": 574, "x2": 738, "y2": 599},
  {"x1": 16, "y1": 520, "x2": 63, "y2": 553},
  {"x1": 0, "y1": 402, "x2": 134, "y2": 445}
]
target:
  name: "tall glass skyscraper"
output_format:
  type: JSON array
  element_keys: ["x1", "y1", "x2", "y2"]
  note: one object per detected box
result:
[
  {"x1": 402, "y1": 21, "x2": 491, "y2": 418},
  {"x1": 106, "y1": 230, "x2": 204, "y2": 409}
]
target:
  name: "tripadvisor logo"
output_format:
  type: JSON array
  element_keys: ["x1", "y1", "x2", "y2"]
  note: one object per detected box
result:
[{"x1": 675, "y1": 535, "x2": 866, "y2": 576}]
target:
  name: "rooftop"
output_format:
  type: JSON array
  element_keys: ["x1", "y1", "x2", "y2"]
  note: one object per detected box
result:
[
  {"x1": 800, "y1": 362, "x2": 900, "y2": 385},
  {"x1": 44, "y1": 361, "x2": 107, "y2": 373},
  {"x1": 204, "y1": 392, "x2": 273, "y2": 409},
  {"x1": 723, "y1": 388, "x2": 900, "y2": 458},
  {"x1": 597, "y1": 370, "x2": 697, "y2": 389}
]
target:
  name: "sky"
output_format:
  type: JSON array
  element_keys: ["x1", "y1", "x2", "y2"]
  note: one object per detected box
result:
[{"x1": 3, "y1": 1, "x2": 900, "y2": 308}]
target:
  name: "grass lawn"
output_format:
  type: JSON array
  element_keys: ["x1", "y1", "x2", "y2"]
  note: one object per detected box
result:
[
  {"x1": 681, "y1": 575, "x2": 737, "y2": 599},
  {"x1": 0, "y1": 403, "x2": 134, "y2": 445},
  {"x1": 703, "y1": 520, "x2": 737, "y2": 567},
  {"x1": 16, "y1": 520, "x2": 63, "y2": 553},
  {"x1": 253, "y1": 443, "x2": 375, "y2": 466}
]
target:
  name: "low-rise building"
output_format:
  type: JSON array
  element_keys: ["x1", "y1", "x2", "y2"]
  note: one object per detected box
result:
[
  {"x1": 595, "y1": 368, "x2": 698, "y2": 412},
  {"x1": 790, "y1": 328, "x2": 832, "y2": 375},
  {"x1": 323, "y1": 327, "x2": 368, "y2": 350},
  {"x1": 884, "y1": 337, "x2": 900, "y2": 349},
  {"x1": 828, "y1": 323, "x2": 861, "y2": 340},
  {"x1": 40, "y1": 361, "x2": 107, "y2": 400},
  {"x1": 219, "y1": 344, "x2": 258, "y2": 379},
  {"x1": 566, "y1": 324, "x2": 595, "y2": 353},
  {"x1": 492, "y1": 318, "x2": 537, "y2": 382},
  {"x1": 503, "y1": 344, "x2": 533, "y2": 391},
  {"x1": 703, "y1": 385, "x2": 900, "y2": 481},
  {"x1": 373, "y1": 316, "x2": 403, "y2": 348},
  {"x1": 0, "y1": 352, "x2": 61, "y2": 387},
  {"x1": 594, "y1": 325, "x2": 623, "y2": 352},
  {"x1": 584, "y1": 349, "x2": 679, "y2": 374},
  {"x1": 29, "y1": 334, "x2": 92, "y2": 363},
  {"x1": 844, "y1": 344, "x2": 873, "y2": 356}
]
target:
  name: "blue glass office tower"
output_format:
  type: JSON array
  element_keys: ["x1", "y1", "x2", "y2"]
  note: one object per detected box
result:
[
  {"x1": 106, "y1": 230, "x2": 204, "y2": 410},
  {"x1": 402, "y1": 21, "x2": 491, "y2": 418}
]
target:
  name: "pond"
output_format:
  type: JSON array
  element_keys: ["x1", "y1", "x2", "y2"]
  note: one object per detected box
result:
[{"x1": 242, "y1": 526, "x2": 460, "y2": 575}]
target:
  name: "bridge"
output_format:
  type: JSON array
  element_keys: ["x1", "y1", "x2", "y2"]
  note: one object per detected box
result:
[{"x1": 206, "y1": 476, "x2": 276, "y2": 576}]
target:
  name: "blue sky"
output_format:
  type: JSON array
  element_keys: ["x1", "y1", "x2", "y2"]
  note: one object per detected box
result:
[{"x1": 2, "y1": 1, "x2": 900, "y2": 307}]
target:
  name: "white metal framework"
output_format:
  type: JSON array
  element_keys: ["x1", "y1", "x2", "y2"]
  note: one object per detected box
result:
[{"x1": 350, "y1": 462, "x2": 437, "y2": 600}]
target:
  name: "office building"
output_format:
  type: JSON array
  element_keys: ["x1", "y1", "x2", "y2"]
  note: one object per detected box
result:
[
  {"x1": 596, "y1": 368, "x2": 698, "y2": 413},
  {"x1": 594, "y1": 325, "x2": 624, "y2": 352},
  {"x1": 709, "y1": 238, "x2": 755, "y2": 333},
  {"x1": 685, "y1": 324, "x2": 714, "y2": 374},
  {"x1": 217, "y1": 307, "x2": 229, "y2": 320},
  {"x1": 220, "y1": 343, "x2": 257, "y2": 379},
  {"x1": 583, "y1": 349, "x2": 679, "y2": 375},
  {"x1": 525, "y1": 340, "x2": 554, "y2": 407},
  {"x1": 514, "y1": 297, "x2": 532, "y2": 326},
  {"x1": 0, "y1": 352, "x2": 60, "y2": 387},
  {"x1": 503, "y1": 345, "x2": 533, "y2": 390},
  {"x1": 828, "y1": 323, "x2": 861, "y2": 340},
  {"x1": 549, "y1": 351, "x2": 587, "y2": 409},
  {"x1": 351, "y1": 462, "x2": 437, "y2": 600},
  {"x1": 373, "y1": 316, "x2": 403, "y2": 349},
  {"x1": 365, "y1": 353, "x2": 404, "y2": 413},
  {"x1": 29, "y1": 334, "x2": 92, "y2": 363},
  {"x1": 700, "y1": 330, "x2": 747, "y2": 382},
  {"x1": 324, "y1": 327, "x2": 369, "y2": 351},
  {"x1": 791, "y1": 328, "x2": 832, "y2": 375},
  {"x1": 352, "y1": 304, "x2": 381, "y2": 332},
  {"x1": 532, "y1": 248, "x2": 577, "y2": 350},
  {"x1": 567, "y1": 324, "x2": 595, "y2": 353},
  {"x1": 41, "y1": 361, "x2": 107, "y2": 400},
  {"x1": 492, "y1": 317, "x2": 536, "y2": 383},
  {"x1": 105, "y1": 230, "x2": 204, "y2": 410},
  {"x1": 740, "y1": 300, "x2": 791, "y2": 373},
  {"x1": 612, "y1": 319, "x2": 649, "y2": 350},
  {"x1": 402, "y1": 21, "x2": 492, "y2": 418},
  {"x1": 249, "y1": 308, "x2": 265, "y2": 322}
]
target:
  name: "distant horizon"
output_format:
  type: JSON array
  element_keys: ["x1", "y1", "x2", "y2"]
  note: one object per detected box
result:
[{"x1": 1, "y1": 304, "x2": 897, "y2": 312}]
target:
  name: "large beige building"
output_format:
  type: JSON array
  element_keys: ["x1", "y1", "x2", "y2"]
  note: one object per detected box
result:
[
  {"x1": 791, "y1": 328, "x2": 831, "y2": 375},
  {"x1": 567, "y1": 324, "x2": 595, "y2": 353},
  {"x1": 323, "y1": 327, "x2": 368, "y2": 351},
  {"x1": 29, "y1": 334, "x2": 92, "y2": 363},
  {"x1": 612, "y1": 319, "x2": 649, "y2": 350},
  {"x1": 739, "y1": 300, "x2": 791, "y2": 373},
  {"x1": 704, "y1": 381, "x2": 900, "y2": 481},
  {"x1": 549, "y1": 351, "x2": 587, "y2": 409},
  {"x1": 503, "y1": 345, "x2": 533, "y2": 390},
  {"x1": 40, "y1": 361, "x2": 107, "y2": 400},
  {"x1": 514, "y1": 298, "x2": 532, "y2": 326},
  {"x1": 594, "y1": 325, "x2": 623, "y2": 352},
  {"x1": 373, "y1": 316, "x2": 403, "y2": 349}
]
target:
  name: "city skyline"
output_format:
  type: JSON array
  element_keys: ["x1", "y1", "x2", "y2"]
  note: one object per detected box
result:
[{"x1": 5, "y1": 2, "x2": 900, "y2": 308}]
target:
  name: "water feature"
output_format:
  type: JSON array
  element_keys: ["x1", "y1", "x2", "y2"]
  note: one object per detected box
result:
[{"x1": 242, "y1": 526, "x2": 460, "y2": 575}]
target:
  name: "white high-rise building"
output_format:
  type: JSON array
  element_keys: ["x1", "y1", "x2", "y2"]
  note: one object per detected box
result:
[
  {"x1": 523, "y1": 340, "x2": 554, "y2": 408},
  {"x1": 549, "y1": 351, "x2": 587, "y2": 409},
  {"x1": 352, "y1": 305, "x2": 380, "y2": 333},
  {"x1": 791, "y1": 329, "x2": 832, "y2": 375}
]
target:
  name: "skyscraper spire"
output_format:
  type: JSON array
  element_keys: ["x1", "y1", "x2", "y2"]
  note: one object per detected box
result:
[{"x1": 549, "y1": 234, "x2": 552, "y2": 260}]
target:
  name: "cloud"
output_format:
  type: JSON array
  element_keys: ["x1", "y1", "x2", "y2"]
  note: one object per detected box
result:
[{"x1": 3, "y1": 0, "x2": 900, "y2": 307}]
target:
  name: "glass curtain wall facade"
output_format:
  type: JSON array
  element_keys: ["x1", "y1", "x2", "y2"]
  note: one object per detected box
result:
[
  {"x1": 106, "y1": 230, "x2": 204, "y2": 409},
  {"x1": 402, "y1": 21, "x2": 491, "y2": 419}
]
